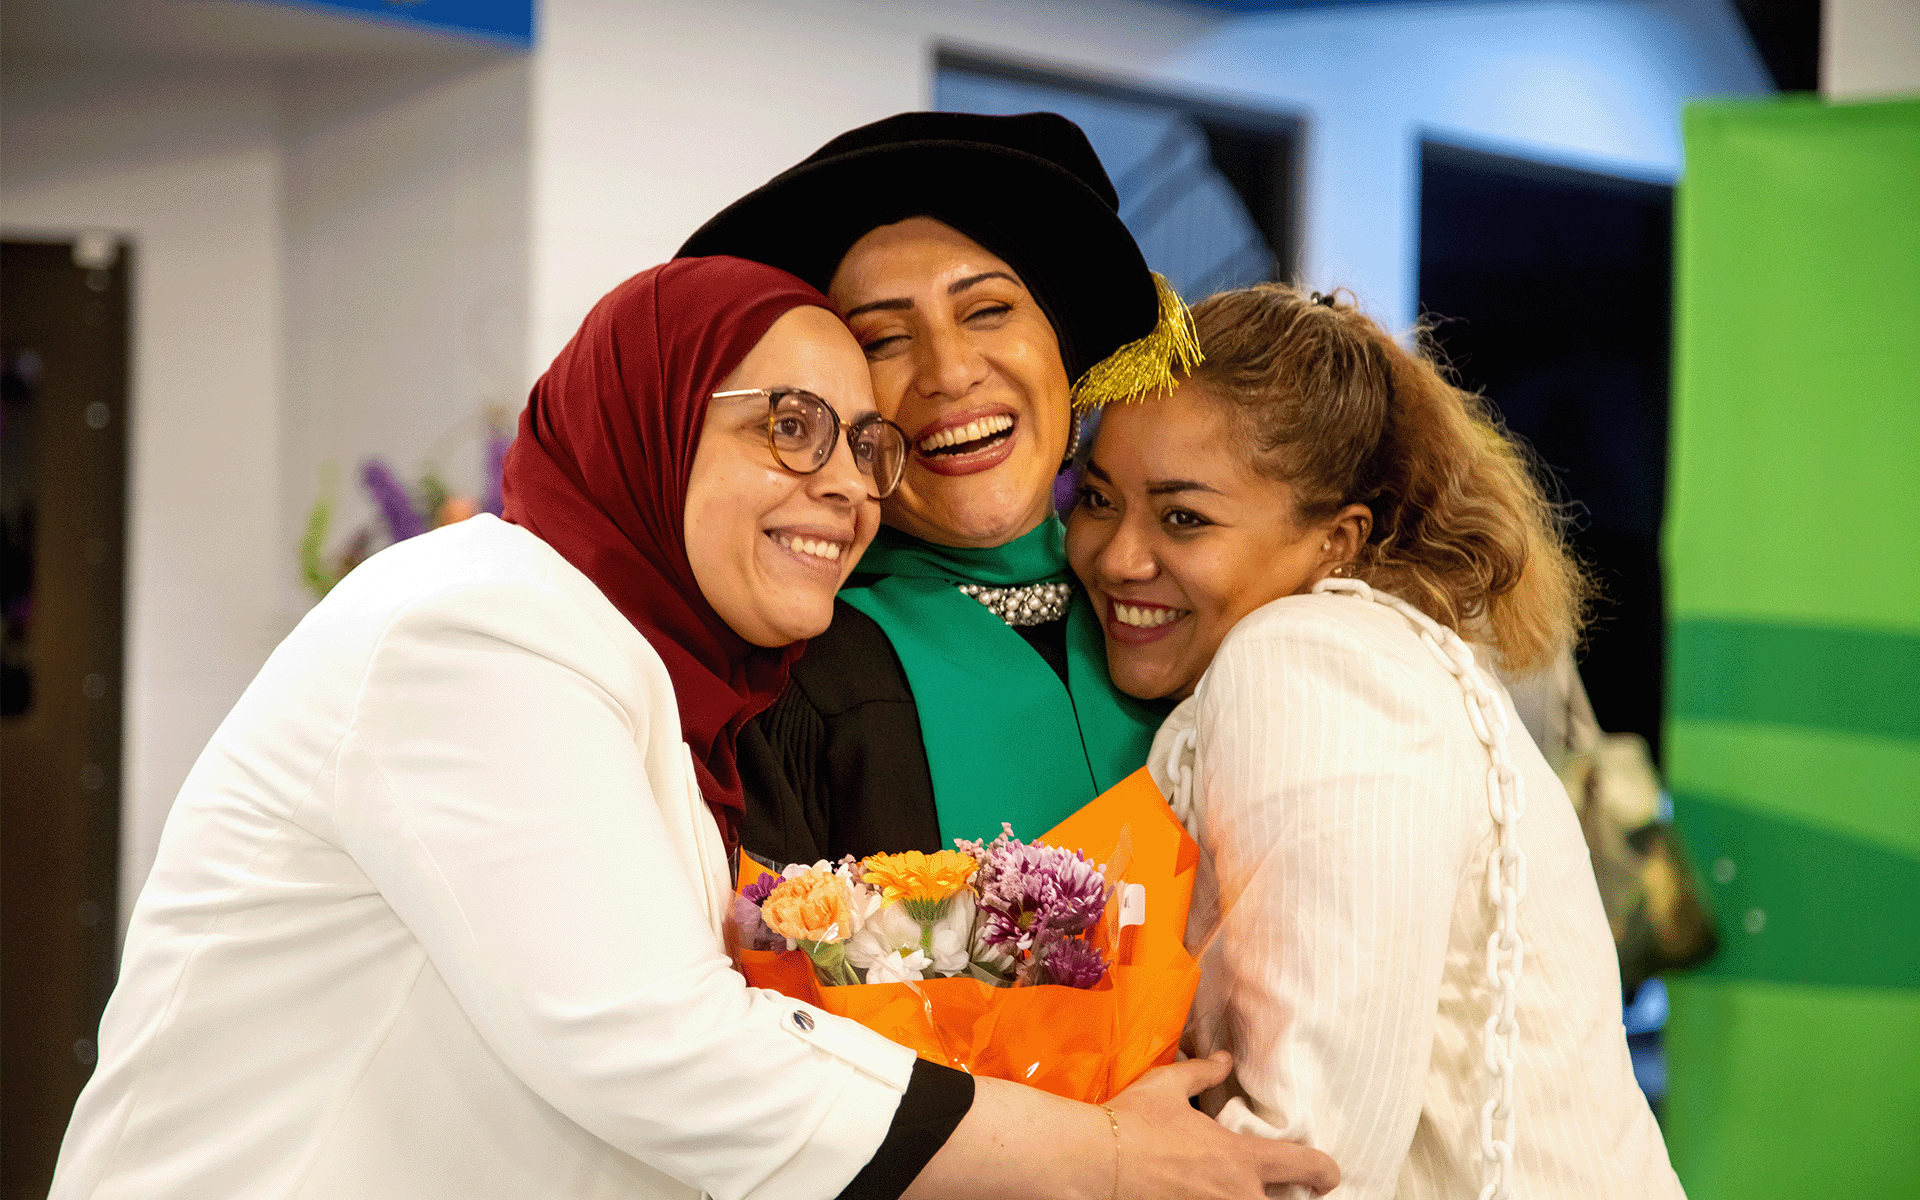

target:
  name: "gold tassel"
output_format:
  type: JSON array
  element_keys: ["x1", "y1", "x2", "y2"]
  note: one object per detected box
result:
[{"x1": 1069, "y1": 273, "x2": 1203, "y2": 411}]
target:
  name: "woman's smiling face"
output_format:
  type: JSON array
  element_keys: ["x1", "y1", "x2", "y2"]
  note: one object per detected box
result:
[
  {"x1": 830, "y1": 217, "x2": 1071, "y2": 549},
  {"x1": 1067, "y1": 383, "x2": 1351, "y2": 700},
  {"x1": 683, "y1": 305, "x2": 881, "y2": 647}
]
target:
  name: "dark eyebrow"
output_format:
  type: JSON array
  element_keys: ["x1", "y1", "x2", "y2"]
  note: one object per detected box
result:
[
  {"x1": 1082, "y1": 459, "x2": 1222, "y2": 498},
  {"x1": 949, "y1": 271, "x2": 1020, "y2": 295},
  {"x1": 842, "y1": 297, "x2": 913, "y2": 319},
  {"x1": 1147, "y1": 479, "x2": 1223, "y2": 498},
  {"x1": 842, "y1": 271, "x2": 1022, "y2": 320}
]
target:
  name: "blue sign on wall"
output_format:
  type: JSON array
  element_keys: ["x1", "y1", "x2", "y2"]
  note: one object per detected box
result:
[{"x1": 270, "y1": 0, "x2": 534, "y2": 49}]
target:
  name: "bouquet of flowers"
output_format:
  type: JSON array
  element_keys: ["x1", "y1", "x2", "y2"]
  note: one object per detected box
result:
[
  {"x1": 732, "y1": 768, "x2": 1200, "y2": 1103},
  {"x1": 739, "y1": 831, "x2": 1117, "y2": 990}
]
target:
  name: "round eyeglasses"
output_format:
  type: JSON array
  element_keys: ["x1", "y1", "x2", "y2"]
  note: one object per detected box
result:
[{"x1": 710, "y1": 388, "x2": 908, "y2": 500}]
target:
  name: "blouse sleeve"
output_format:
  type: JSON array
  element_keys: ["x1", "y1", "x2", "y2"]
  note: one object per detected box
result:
[
  {"x1": 329, "y1": 576, "x2": 922, "y2": 1200},
  {"x1": 1189, "y1": 602, "x2": 1485, "y2": 1199}
]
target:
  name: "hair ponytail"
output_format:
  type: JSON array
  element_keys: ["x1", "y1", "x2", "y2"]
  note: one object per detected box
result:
[{"x1": 1186, "y1": 284, "x2": 1588, "y2": 673}]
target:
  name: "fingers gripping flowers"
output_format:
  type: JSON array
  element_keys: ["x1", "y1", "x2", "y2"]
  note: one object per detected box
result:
[{"x1": 742, "y1": 837, "x2": 1115, "y2": 990}]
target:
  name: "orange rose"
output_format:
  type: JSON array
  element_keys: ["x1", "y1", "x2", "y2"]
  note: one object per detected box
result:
[{"x1": 761, "y1": 868, "x2": 854, "y2": 944}]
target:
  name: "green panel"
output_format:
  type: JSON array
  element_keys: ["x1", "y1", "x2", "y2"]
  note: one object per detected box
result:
[
  {"x1": 1670, "y1": 620, "x2": 1920, "y2": 743},
  {"x1": 1667, "y1": 719, "x2": 1920, "y2": 858},
  {"x1": 1666, "y1": 97, "x2": 1920, "y2": 630},
  {"x1": 1670, "y1": 792, "x2": 1920, "y2": 989},
  {"x1": 1666, "y1": 92, "x2": 1920, "y2": 1200},
  {"x1": 1664, "y1": 975, "x2": 1920, "y2": 1199}
]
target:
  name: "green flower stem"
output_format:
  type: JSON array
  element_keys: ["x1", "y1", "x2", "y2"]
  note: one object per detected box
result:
[
  {"x1": 797, "y1": 938, "x2": 861, "y2": 987},
  {"x1": 301, "y1": 494, "x2": 336, "y2": 599},
  {"x1": 967, "y1": 961, "x2": 1013, "y2": 987},
  {"x1": 903, "y1": 896, "x2": 954, "y2": 923},
  {"x1": 904, "y1": 895, "x2": 956, "y2": 970}
]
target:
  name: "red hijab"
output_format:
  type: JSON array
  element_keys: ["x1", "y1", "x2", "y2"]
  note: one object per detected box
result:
[{"x1": 501, "y1": 256, "x2": 832, "y2": 849}]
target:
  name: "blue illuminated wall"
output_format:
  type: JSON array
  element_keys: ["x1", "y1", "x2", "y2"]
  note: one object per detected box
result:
[
  {"x1": 1140, "y1": 0, "x2": 1772, "y2": 327},
  {"x1": 266, "y1": 0, "x2": 533, "y2": 48}
]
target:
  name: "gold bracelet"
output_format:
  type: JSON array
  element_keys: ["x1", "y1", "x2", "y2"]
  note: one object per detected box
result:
[{"x1": 1098, "y1": 1103, "x2": 1121, "y2": 1200}]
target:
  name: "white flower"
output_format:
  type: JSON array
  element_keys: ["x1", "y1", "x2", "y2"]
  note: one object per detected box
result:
[
  {"x1": 928, "y1": 891, "x2": 976, "y2": 975},
  {"x1": 864, "y1": 946, "x2": 933, "y2": 985},
  {"x1": 846, "y1": 901, "x2": 924, "y2": 972},
  {"x1": 843, "y1": 879, "x2": 885, "y2": 938}
]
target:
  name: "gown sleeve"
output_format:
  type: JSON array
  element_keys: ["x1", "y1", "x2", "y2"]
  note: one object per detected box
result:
[
  {"x1": 1186, "y1": 602, "x2": 1485, "y2": 1199},
  {"x1": 739, "y1": 598, "x2": 943, "y2": 863},
  {"x1": 331, "y1": 575, "x2": 935, "y2": 1200}
]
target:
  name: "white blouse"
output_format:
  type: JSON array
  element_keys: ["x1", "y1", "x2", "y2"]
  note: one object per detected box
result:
[
  {"x1": 51, "y1": 516, "x2": 916, "y2": 1200},
  {"x1": 1154, "y1": 585, "x2": 1682, "y2": 1199}
]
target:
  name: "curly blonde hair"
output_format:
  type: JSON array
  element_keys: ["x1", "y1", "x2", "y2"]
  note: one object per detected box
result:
[{"x1": 1184, "y1": 283, "x2": 1589, "y2": 673}]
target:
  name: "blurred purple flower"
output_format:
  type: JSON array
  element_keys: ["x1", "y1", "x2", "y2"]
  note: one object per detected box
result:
[
  {"x1": 741, "y1": 874, "x2": 780, "y2": 906},
  {"x1": 483, "y1": 431, "x2": 512, "y2": 517},
  {"x1": 1041, "y1": 936, "x2": 1108, "y2": 989},
  {"x1": 361, "y1": 458, "x2": 426, "y2": 543},
  {"x1": 730, "y1": 894, "x2": 784, "y2": 951}
]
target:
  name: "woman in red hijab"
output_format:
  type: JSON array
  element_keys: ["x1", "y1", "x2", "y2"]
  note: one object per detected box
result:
[{"x1": 50, "y1": 257, "x2": 1334, "y2": 1200}]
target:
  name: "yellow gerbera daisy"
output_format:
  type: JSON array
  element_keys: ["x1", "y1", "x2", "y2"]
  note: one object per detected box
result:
[{"x1": 862, "y1": 850, "x2": 978, "y2": 914}]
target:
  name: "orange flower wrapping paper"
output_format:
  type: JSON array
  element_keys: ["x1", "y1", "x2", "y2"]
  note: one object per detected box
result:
[{"x1": 735, "y1": 768, "x2": 1202, "y2": 1103}]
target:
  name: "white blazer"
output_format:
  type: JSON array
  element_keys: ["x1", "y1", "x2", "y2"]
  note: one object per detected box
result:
[
  {"x1": 51, "y1": 515, "x2": 916, "y2": 1200},
  {"x1": 1155, "y1": 588, "x2": 1682, "y2": 1199}
]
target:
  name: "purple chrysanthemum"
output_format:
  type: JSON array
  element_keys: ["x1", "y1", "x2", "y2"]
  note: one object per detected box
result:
[
  {"x1": 1041, "y1": 936, "x2": 1108, "y2": 989},
  {"x1": 741, "y1": 875, "x2": 780, "y2": 906},
  {"x1": 973, "y1": 833, "x2": 1110, "y2": 955}
]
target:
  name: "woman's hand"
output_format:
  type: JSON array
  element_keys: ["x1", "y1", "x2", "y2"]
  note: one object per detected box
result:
[
  {"x1": 902, "y1": 1052, "x2": 1337, "y2": 1200},
  {"x1": 1106, "y1": 1052, "x2": 1340, "y2": 1198}
]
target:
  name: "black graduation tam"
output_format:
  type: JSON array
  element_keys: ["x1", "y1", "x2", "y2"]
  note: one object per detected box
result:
[{"x1": 677, "y1": 111, "x2": 1196, "y2": 406}]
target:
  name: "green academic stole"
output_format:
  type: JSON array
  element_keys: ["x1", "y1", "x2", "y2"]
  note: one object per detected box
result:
[{"x1": 840, "y1": 520, "x2": 1168, "y2": 848}]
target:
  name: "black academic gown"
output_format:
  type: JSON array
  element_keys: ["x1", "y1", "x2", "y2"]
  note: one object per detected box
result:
[{"x1": 736, "y1": 593, "x2": 1071, "y2": 866}]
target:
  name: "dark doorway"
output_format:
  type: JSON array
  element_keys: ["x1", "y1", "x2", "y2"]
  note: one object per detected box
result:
[
  {"x1": 2, "y1": 238, "x2": 130, "y2": 1198},
  {"x1": 1417, "y1": 142, "x2": 1674, "y2": 764}
]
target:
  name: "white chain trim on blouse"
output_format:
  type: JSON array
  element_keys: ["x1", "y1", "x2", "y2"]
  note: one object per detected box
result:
[
  {"x1": 1160, "y1": 717, "x2": 1198, "y2": 827},
  {"x1": 1311, "y1": 578, "x2": 1528, "y2": 1199}
]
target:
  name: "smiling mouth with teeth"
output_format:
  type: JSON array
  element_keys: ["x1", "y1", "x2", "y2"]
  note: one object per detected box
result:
[
  {"x1": 772, "y1": 533, "x2": 844, "y2": 564},
  {"x1": 917, "y1": 413, "x2": 1015, "y2": 457},
  {"x1": 1113, "y1": 602, "x2": 1186, "y2": 629}
]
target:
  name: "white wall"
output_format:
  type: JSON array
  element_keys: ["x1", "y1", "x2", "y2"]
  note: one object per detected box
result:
[
  {"x1": 1825, "y1": 0, "x2": 1920, "y2": 100},
  {"x1": 529, "y1": 0, "x2": 1770, "y2": 362},
  {"x1": 3, "y1": 43, "x2": 530, "y2": 922},
  {"x1": 282, "y1": 55, "x2": 530, "y2": 616},
  {"x1": 526, "y1": 0, "x2": 1222, "y2": 377},
  {"x1": 2, "y1": 65, "x2": 287, "y2": 925}
]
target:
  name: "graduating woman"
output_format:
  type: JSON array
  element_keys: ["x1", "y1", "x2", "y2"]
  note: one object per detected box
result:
[
  {"x1": 1068, "y1": 284, "x2": 1682, "y2": 1198},
  {"x1": 49, "y1": 259, "x2": 1336, "y2": 1200},
  {"x1": 680, "y1": 112, "x2": 1190, "y2": 863}
]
